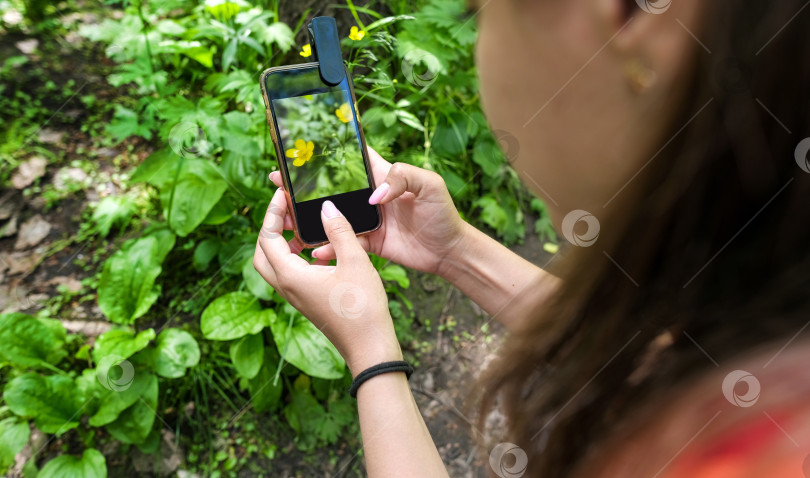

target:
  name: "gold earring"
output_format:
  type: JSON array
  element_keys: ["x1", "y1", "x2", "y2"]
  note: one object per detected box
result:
[{"x1": 625, "y1": 59, "x2": 658, "y2": 94}]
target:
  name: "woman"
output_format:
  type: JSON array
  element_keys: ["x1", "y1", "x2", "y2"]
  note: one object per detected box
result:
[{"x1": 254, "y1": 0, "x2": 810, "y2": 476}]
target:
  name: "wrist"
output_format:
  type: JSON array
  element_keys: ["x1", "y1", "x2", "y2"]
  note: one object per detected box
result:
[
  {"x1": 346, "y1": 335, "x2": 403, "y2": 378},
  {"x1": 436, "y1": 221, "x2": 478, "y2": 285}
]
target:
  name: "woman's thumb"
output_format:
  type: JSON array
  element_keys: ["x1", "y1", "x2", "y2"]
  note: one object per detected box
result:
[{"x1": 320, "y1": 201, "x2": 366, "y2": 263}]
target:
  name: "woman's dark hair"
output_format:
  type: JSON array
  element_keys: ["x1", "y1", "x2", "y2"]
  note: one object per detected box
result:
[{"x1": 475, "y1": 1, "x2": 810, "y2": 476}]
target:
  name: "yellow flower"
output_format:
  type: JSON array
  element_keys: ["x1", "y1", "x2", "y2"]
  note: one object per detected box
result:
[
  {"x1": 335, "y1": 103, "x2": 352, "y2": 123},
  {"x1": 349, "y1": 26, "x2": 365, "y2": 41},
  {"x1": 300, "y1": 44, "x2": 311, "y2": 58},
  {"x1": 303, "y1": 94, "x2": 314, "y2": 101},
  {"x1": 285, "y1": 139, "x2": 315, "y2": 167}
]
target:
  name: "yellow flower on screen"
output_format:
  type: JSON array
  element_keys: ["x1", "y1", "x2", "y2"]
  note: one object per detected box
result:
[
  {"x1": 285, "y1": 139, "x2": 314, "y2": 167},
  {"x1": 303, "y1": 94, "x2": 314, "y2": 101},
  {"x1": 349, "y1": 26, "x2": 365, "y2": 41},
  {"x1": 335, "y1": 103, "x2": 352, "y2": 123},
  {"x1": 300, "y1": 44, "x2": 312, "y2": 57}
]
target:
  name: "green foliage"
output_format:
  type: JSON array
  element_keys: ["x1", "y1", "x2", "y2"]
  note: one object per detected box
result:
[
  {"x1": 268, "y1": 303, "x2": 345, "y2": 380},
  {"x1": 247, "y1": 346, "x2": 283, "y2": 412},
  {"x1": 200, "y1": 291, "x2": 274, "y2": 341},
  {"x1": 97, "y1": 231, "x2": 176, "y2": 324},
  {"x1": 0, "y1": 417, "x2": 30, "y2": 471},
  {"x1": 39, "y1": 448, "x2": 107, "y2": 478},
  {"x1": 0, "y1": 313, "x2": 67, "y2": 371},
  {"x1": 0, "y1": 0, "x2": 553, "y2": 473},
  {"x1": 4, "y1": 373, "x2": 85, "y2": 435},
  {"x1": 91, "y1": 195, "x2": 138, "y2": 237},
  {"x1": 153, "y1": 329, "x2": 201, "y2": 378},
  {"x1": 0, "y1": 311, "x2": 202, "y2": 475},
  {"x1": 229, "y1": 333, "x2": 263, "y2": 379},
  {"x1": 92, "y1": 328, "x2": 155, "y2": 362}
]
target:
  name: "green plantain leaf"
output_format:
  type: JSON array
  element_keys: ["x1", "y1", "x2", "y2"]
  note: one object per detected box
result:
[
  {"x1": 39, "y1": 448, "x2": 107, "y2": 478},
  {"x1": 153, "y1": 329, "x2": 200, "y2": 378},
  {"x1": 89, "y1": 369, "x2": 154, "y2": 427},
  {"x1": 269, "y1": 304, "x2": 345, "y2": 379},
  {"x1": 0, "y1": 417, "x2": 29, "y2": 473},
  {"x1": 104, "y1": 373, "x2": 158, "y2": 445},
  {"x1": 229, "y1": 333, "x2": 263, "y2": 379},
  {"x1": 248, "y1": 346, "x2": 282, "y2": 412},
  {"x1": 242, "y1": 257, "x2": 274, "y2": 301},
  {"x1": 97, "y1": 232, "x2": 175, "y2": 324},
  {"x1": 0, "y1": 313, "x2": 67, "y2": 369},
  {"x1": 92, "y1": 328, "x2": 155, "y2": 363},
  {"x1": 201, "y1": 291, "x2": 274, "y2": 341},
  {"x1": 4, "y1": 373, "x2": 84, "y2": 435},
  {"x1": 159, "y1": 158, "x2": 229, "y2": 237}
]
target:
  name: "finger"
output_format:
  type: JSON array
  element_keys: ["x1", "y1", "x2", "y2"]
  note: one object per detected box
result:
[
  {"x1": 284, "y1": 213, "x2": 294, "y2": 230},
  {"x1": 312, "y1": 233, "x2": 371, "y2": 261},
  {"x1": 368, "y1": 161, "x2": 445, "y2": 205},
  {"x1": 367, "y1": 146, "x2": 392, "y2": 186},
  {"x1": 268, "y1": 171, "x2": 283, "y2": 188},
  {"x1": 312, "y1": 258, "x2": 330, "y2": 267},
  {"x1": 258, "y1": 188, "x2": 307, "y2": 273},
  {"x1": 288, "y1": 236, "x2": 304, "y2": 255},
  {"x1": 253, "y1": 242, "x2": 278, "y2": 287},
  {"x1": 320, "y1": 200, "x2": 368, "y2": 264}
]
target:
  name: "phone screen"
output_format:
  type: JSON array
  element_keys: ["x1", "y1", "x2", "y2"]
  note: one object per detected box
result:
[
  {"x1": 263, "y1": 64, "x2": 380, "y2": 245},
  {"x1": 272, "y1": 90, "x2": 368, "y2": 202}
]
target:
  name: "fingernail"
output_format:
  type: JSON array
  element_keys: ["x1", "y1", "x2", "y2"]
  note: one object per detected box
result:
[
  {"x1": 322, "y1": 200, "x2": 342, "y2": 218},
  {"x1": 368, "y1": 182, "x2": 390, "y2": 205},
  {"x1": 312, "y1": 247, "x2": 321, "y2": 258}
]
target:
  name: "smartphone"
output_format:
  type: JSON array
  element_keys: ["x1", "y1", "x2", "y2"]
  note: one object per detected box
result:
[{"x1": 260, "y1": 63, "x2": 381, "y2": 247}]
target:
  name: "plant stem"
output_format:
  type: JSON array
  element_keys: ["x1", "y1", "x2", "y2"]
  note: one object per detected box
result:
[{"x1": 345, "y1": 0, "x2": 366, "y2": 30}]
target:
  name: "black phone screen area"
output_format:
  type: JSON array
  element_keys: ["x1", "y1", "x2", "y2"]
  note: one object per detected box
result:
[{"x1": 264, "y1": 65, "x2": 380, "y2": 245}]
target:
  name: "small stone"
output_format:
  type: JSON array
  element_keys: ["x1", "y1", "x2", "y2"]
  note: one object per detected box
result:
[
  {"x1": 37, "y1": 128, "x2": 64, "y2": 144},
  {"x1": 0, "y1": 193, "x2": 17, "y2": 220},
  {"x1": 15, "y1": 38, "x2": 38, "y2": 54},
  {"x1": 61, "y1": 320, "x2": 112, "y2": 336},
  {"x1": 11, "y1": 156, "x2": 47, "y2": 189},
  {"x1": 48, "y1": 275, "x2": 83, "y2": 292},
  {"x1": 0, "y1": 215, "x2": 18, "y2": 237},
  {"x1": 2, "y1": 9, "x2": 22, "y2": 25},
  {"x1": 14, "y1": 214, "x2": 51, "y2": 250},
  {"x1": 0, "y1": 250, "x2": 44, "y2": 275}
]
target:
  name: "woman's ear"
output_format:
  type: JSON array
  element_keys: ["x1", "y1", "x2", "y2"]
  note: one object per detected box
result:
[{"x1": 591, "y1": 0, "x2": 705, "y2": 93}]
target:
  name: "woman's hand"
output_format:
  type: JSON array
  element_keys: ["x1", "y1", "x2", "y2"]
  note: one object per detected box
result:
[
  {"x1": 268, "y1": 147, "x2": 467, "y2": 277},
  {"x1": 253, "y1": 187, "x2": 402, "y2": 377}
]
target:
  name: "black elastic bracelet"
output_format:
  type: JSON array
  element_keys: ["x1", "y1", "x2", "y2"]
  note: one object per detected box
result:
[{"x1": 349, "y1": 360, "x2": 414, "y2": 398}]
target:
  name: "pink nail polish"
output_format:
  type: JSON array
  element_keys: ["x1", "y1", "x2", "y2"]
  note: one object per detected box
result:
[
  {"x1": 368, "y1": 182, "x2": 390, "y2": 205},
  {"x1": 322, "y1": 200, "x2": 342, "y2": 218}
]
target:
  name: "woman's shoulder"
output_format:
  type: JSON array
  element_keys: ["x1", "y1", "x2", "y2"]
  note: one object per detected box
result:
[{"x1": 578, "y1": 338, "x2": 810, "y2": 478}]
